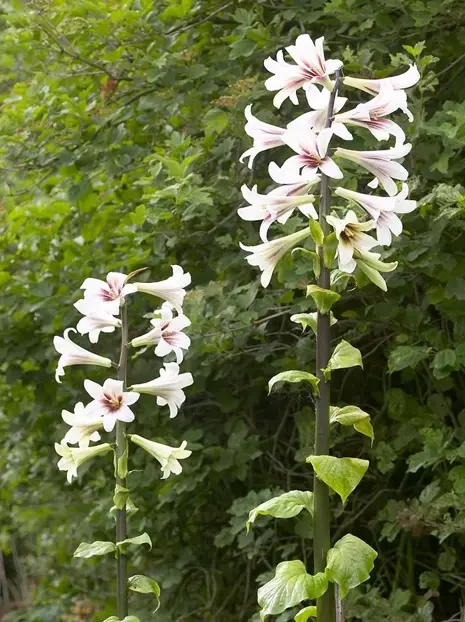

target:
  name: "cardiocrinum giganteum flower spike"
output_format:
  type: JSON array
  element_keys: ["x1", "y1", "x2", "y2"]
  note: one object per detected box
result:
[
  {"x1": 238, "y1": 34, "x2": 419, "y2": 622},
  {"x1": 53, "y1": 266, "x2": 194, "y2": 620}
]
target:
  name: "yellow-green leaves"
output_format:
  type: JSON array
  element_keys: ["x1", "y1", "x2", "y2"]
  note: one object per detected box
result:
[
  {"x1": 291, "y1": 312, "x2": 337, "y2": 335},
  {"x1": 247, "y1": 490, "x2": 313, "y2": 532},
  {"x1": 117, "y1": 532, "x2": 152, "y2": 554},
  {"x1": 128, "y1": 575, "x2": 161, "y2": 612},
  {"x1": 355, "y1": 252, "x2": 397, "y2": 292},
  {"x1": 326, "y1": 534, "x2": 377, "y2": 597},
  {"x1": 295, "y1": 606, "x2": 318, "y2": 621},
  {"x1": 309, "y1": 219, "x2": 324, "y2": 247},
  {"x1": 324, "y1": 340, "x2": 363, "y2": 379},
  {"x1": 330, "y1": 405, "x2": 374, "y2": 442},
  {"x1": 268, "y1": 371, "x2": 319, "y2": 395},
  {"x1": 258, "y1": 561, "x2": 327, "y2": 620},
  {"x1": 74, "y1": 541, "x2": 116, "y2": 558},
  {"x1": 323, "y1": 232, "x2": 337, "y2": 268},
  {"x1": 306, "y1": 285, "x2": 340, "y2": 315},
  {"x1": 306, "y1": 456, "x2": 369, "y2": 504}
]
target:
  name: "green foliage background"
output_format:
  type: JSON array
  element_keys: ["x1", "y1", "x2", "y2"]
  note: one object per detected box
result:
[{"x1": 0, "y1": 0, "x2": 465, "y2": 620}]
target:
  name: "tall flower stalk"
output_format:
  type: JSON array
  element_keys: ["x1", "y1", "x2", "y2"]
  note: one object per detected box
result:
[
  {"x1": 239, "y1": 34, "x2": 418, "y2": 621},
  {"x1": 53, "y1": 266, "x2": 193, "y2": 621}
]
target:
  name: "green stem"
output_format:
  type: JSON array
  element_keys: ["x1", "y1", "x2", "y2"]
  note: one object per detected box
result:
[
  {"x1": 116, "y1": 301, "x2": 129, "y2": 619},
  {"x1": 314, "y1": 70, "x2": 341, "y2": 622}
]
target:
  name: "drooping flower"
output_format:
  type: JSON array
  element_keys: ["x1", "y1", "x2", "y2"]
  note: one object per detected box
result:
[
  {"x1": 335, "y1": 85, "x2": 409, "y2": 144},
  {"x1": 343, "y1": 64, "x2": 420, "y2": 95},
  {"x1": 239, "y1": 105, "x2": 286, "y2": 168},
  {"x1": 273, "y1": 128, "x2": 343, "y2": 181},
  {"x1": 74, "y1": 299, "x2": 122, "y2": 344},
  {"x1": 335, "y1": 184, "x2": 417, "y2": 245},
  {"x1": 133, "y1": 265, "x2": 191, "y2": 313},
  {"x1": 61, "y1": 402, "x2": 103, "y2": 448},
  {"x1": 129, "y1": 434, "x2": 191, "y2": 479},
  {"x1": 84, "y1": 378, "x2": 140, "y2": 432},
  {"x1": 240, "y1": 227, "x2": 311, "y2": 288},
  {"x1": 287, "y1": 84, "x2": 352, "y2": 139},
  {"x1": 80, "y1": 272, "x2": 137, "y2": 316},
  {"x1": 238, "y1": 181, "x2": 318, "y2": 242},
  {"x1": 55, "y1": 441, "x2": 113, "y2": 483},
  {"x1": 335, "y1": 143, "x2": 411, "y2": 196},
  {"x1": 264, "y1": 34, "x2": 343, "y2": 108},
  {"x1": 53, "y1": 328, "x2": 113, "y2": 383},
  {"x1": 326, "y1": 210, "x2": 377, "y2": 272},
  {"x1": 354, "y1": 249, "x2": 398, "y2": 291},
  {"x1": 131, "y1": 303, "x2": 191, "y2": 364},
  {"x1": 130, "y1": 362, "x2": 194, "y2": 419}
]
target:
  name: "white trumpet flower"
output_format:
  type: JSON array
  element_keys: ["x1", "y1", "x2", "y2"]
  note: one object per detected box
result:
[
  {"x1": 74, "y1": 299, "x2": 122, "y2": 343},
  {"x1": 239, "y1": 105, "x2": 286, "y2": 167},
  {"x1": 130, "y1": 362, "x2": 194, "y2": 419},
  {"x1": 55, "y1": 441, "x2": 113, "y2": 483},
  {"x1": 131, "y1": 303, "x2": 191, "y2": 364},
  {"x1": 343, "y1": 64, "x2": 420, "y2": 95},
  {"x1": 84, "y1": 378, "x2": 140, "y2": 433},
  {"x1": 80, "y1": 272, "x2": 137, "y2": 316},
  {"x1": 326, "y1": 210, "x2": 377, "y2": 272},
  {"x1": 53, "y1": 328, "x2": 112, "y2": 383},
  {"x1": 240, "y1": 227, "x2": 311, "y2": 288},
  {"x1": 264, "y1": 34, "x2": 342, "y2": 108},
  {"x1": 133, "y1": 265, "x2": 191, "y2": 313},
  {"x1": 129, "y1": 434, "x2": 192, "y2": 479},
  {"x1": 335, "y1": 143, "x2": 411, "y2": 196},
  {"x1": 61, "y1": 402, "x2": 103, "y2": 448},
  {"x1": 335, "y1": 184, "x2": 417, "y2": 245}
]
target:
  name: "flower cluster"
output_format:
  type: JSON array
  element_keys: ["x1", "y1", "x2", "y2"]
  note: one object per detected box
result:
[
  {"x1": 53, "y1": 266, "x2": 194, "y2": 481},
  {"x1": 239, "y1": 33, "x2": 419, "y2": 290}
]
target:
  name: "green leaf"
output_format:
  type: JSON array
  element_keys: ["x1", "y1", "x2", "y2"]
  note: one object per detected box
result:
[
  {"x1": 292, "y1": 248, "x2": 320, "y2": 278},
  {"x1": 128, "y1": 574, "x2": 161, "y2": 612},
  {"x1": 203, "y1": 108, "x2": 229, "y2": 136},
  {"x1": 306, "y1": 285, "x2": 341, "y2": 315},
  {"x1": 388, "y1": 345, "x2": 431, "y2": 373},
  {"x1": 291, "y1": 312, "x2": 337, "y2": 335},
  {"x1": 330, "y1": 405, "x2": 374, "y2": 442},
  {"x1": 113, "y1": 485, "x2": 129, "y2": 510},
  {"x1": 103, "y1": 618, "x2": 140, "y2": 622},
  {"x1": 268, "y1": 371, "x2": 319, "y2": 395},
  {"x1": 258, "y1": 561, "x2": 328, "y2": 618},
  {"x1": 295, "y1": 606, "x2": 318, "y2": 621},
  {"x1": 309, "y1": 220, "x2": 324, "y2": 246},
  {"x1": 110, "y1": 495, "x2": 139, "y2": 520},
  {"x1": 73, "y1": 541, "x2": 116, "y2": 559},
  {"x1": 247, "y1": 490, "x2": 314, "y2": 532},
  {"x1": 323, "y1": 232, "x2": 337, "y2": 268},
  {"x1": 325, "y1": 340, "x2": 363, "y2": 378},
  {"x1": 432, "y1": 348, "x2": 457, "y2": 378},
  {"x1": 326, "y1": 534, "x2": 377, "y2": 597},
  {"x1": 117, "y1": 532, "x2": 152, "y2": 554},
  {"x1": 306, "y1": 456, "x2": 369, "y2": 504},
  {"x1": 115, "y1": 444, "x2": 128, "y2": 479}
]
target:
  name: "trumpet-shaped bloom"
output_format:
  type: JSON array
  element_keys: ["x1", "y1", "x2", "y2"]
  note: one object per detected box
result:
[
  {"x1": 133, "y1": 265, "x2": 191, "y2": 313},
  {"x1": 238, "y1": 182, "x2": 318, "y2": 242},
  {"x1": 288, "y1": 85, "x2": 352, "y2": 139},
  {"x1": 264, "y1": 35, "x2": 342, "y2": 108},
  {"x1": 335, "y1": 85, "x2": 409, "y2": 144},
  {"x1": 74, "y1": 299, "x2": 122, "y2": 343},
  {"x1": 84, "y1": 378, "x2": 140, "y2": 432},
  {"x1": 129, "y1": 434, "x2": 191, "y2": 479},
  {"x1": 326, "y1": 210, "x2": 377, "y2": 272},
  {"x1": 240, "y1": 227, "x2": 311, "y2": 288},
  {"x1": 53, "y1": 328, "x2": 112, "y2": 383},
  {"x1": 335, "y1": 184, "x2": 417, "y2": 245},
  {"x1": 61, "y1": 402, "x2": 103, "y2": 448},
  {"x1": 275, "y1": 128, "x2": 343, "y2": 181},
  {"x1": 80, "y1": 272, "x2": 137, "y2": 316},
  {"x1": 343, "y1": 64, "x2": 420, "y2": 95},
  {"x1": 239, "y1": 105, "x2": 286, "y2": 167},
  {"x1": 130, "y1": 362, "x2": 194, "y2": 418},
  {"x1": 55, "y1": 441, "x2": 112, "y2": 483},
  {"x1": 131, "y1": 303, "x2": 191, "y2": 364},
  {"x1": 335, "y1": 143, "x2": 411, "y2": 196}
]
